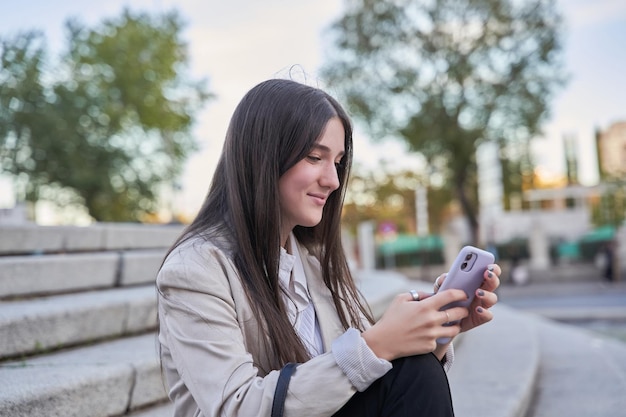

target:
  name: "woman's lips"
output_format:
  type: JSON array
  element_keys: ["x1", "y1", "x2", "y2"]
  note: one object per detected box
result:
[{"x1": 308, "y1": 193, "x2": 327, "y2": 205}]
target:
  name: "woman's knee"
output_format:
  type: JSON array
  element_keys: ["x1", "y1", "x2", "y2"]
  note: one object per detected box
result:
[
  {"x1": 388, "y1": 354, "x2": 452, "y2": 400},
  {"x1": 334, "y1": 354, "x2": 454, "y2": 417},
  {"x1": 391, "y1": 354, "x2": 447, "y2": 382}
]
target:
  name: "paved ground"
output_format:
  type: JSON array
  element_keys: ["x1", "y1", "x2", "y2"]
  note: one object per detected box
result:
[
  {"x1": 497, "y1": 278, "x2": 626, "y2": 299},
  {"x1": 498, "y1": 278, "x2": 626, "y2": 341}
]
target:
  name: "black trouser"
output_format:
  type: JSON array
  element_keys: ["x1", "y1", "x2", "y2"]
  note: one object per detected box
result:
[{"x1": 332, "y1": 353, "x2": 454, "y2": 417}]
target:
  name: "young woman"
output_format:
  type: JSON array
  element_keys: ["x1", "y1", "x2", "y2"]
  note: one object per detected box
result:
[{"x1": 156, "y1": 79, "x2": 501, "y2": 417}]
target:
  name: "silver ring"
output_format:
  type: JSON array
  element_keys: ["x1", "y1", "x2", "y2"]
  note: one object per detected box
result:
[
  {"x1": 434, "y1": 275, "x2": 442, "y2": 291},
  {"x1": 409, "y1": 289, "x2": 420, "y2": 301},
  {"x1": 444, "y1": 311, "x2": 450, "y2": 323}
]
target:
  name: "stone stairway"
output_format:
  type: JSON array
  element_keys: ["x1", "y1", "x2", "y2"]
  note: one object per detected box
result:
[
  {"x1": 6, "y1": 224, "x2": 615, "y2": 417},
  {"x1": 0, "y1": 224, "x2": 182, "y2": 417}
]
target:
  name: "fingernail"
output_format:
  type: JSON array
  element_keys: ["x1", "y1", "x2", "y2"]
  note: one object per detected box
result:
[
  {"x1": 487, "y1": 265, "x2": 495, "y2": 271},
  {"x1": 487, "y1": 271, "x2": 493, "y2": 278},
  {"x1": 477, "y1": 307, "x2": 484, "y2": 313},
  {"x1": 477, "y1": 289, "x2": 485, "y2": 297}
]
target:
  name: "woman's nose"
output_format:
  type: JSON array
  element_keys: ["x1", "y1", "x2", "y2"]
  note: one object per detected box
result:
[{"x1": 321, "y1": 162, "x2": 340, "y2": 191}]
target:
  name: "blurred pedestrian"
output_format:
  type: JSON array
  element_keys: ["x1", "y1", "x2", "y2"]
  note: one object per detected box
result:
[{"x1": 602, "y1": 241, "x2": 615, "y2": 282}]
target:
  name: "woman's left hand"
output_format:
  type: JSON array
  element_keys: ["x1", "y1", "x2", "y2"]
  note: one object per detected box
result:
[{"x1": 433, "y1": 264, "x2": 501, "y2": 333}]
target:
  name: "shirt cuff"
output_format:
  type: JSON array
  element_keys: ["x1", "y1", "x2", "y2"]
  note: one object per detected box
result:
[{"x1": 331, "y1": 327, "x2": 392, "y2": 392}]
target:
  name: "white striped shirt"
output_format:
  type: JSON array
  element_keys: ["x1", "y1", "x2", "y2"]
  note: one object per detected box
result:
[{"x1": 278, "y1": 237, "x2": 324, "y2": 357}]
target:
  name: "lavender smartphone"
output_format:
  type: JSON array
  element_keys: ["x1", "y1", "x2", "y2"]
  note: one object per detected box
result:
[{"x1": 436, "y1": 245, "x2": 494, "y2": 344}]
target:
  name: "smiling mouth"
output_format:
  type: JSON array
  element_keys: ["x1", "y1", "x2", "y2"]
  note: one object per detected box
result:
[{"x1": 309, "y1": 194, "x2": 327, "y2": 205}]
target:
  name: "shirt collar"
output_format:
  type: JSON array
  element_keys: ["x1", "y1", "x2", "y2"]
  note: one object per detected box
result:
[{"x1": 278, "y1": 234, "x2": 311, "y2": 310}]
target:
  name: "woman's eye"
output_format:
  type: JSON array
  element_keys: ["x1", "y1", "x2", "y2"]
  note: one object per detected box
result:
[{"x1": 307, "y1": 155, "x2": 322, "y2": 162}]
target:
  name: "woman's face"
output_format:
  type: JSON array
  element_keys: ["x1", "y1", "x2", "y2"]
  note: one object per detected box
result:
[{"x1": 278, "y1": 117, "x2": 345, "y2": 244}]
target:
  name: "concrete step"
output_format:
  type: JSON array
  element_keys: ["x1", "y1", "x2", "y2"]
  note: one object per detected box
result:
[
  {"x1": 0, "y1": 286, "x2": 157, "y2": 360},
  {"x1": 448, "y1": 305, "x2": 539, "y2": 417},
  {"x1": 0, "y1": 249, "x2": 166, "y2": 298},
  {"x1": 355, "y1": 268, "x2": 425, "y2": 318},
  {"x1": 0, "y1": 333, "x2": 166, "y2": 417},
  {"x1": 0, "y1": 224, "x2": 183, "y2": 255},
  {"x1": 524, "y1": 314, "x2": 626, "y2": 417}
]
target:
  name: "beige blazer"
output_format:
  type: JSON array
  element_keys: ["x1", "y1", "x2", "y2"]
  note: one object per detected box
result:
[{"x1": 157, "y1": 236, "x2": 365, "y2": 417}]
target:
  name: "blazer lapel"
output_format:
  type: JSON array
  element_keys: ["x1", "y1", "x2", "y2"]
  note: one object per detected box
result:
[{"x1": 296, "y1": 241, "x2": 345, "y2": 352}]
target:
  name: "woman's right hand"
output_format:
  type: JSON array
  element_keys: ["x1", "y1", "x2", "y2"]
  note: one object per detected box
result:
[{"x1": 361, "y1": 289, "x2": 469, "y2": 361}]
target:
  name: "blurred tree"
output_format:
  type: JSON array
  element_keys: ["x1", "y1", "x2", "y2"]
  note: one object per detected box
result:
[
  {"x1": 499, "y1": 138, "x2": 535, "y2": 211},
  {"x1": 591, "y1": 178, "x2": 626, "y2": 229},
  {"x1": 0, "y1": 31, "x2": 53, "y2": 205},
  {"x1": 342, "y1": 164, "x2": 454, "y2": 236},
  {"x1": 322, "y1": 0, "x2": 566, "y2": 244},
  {"x1": 0, "y1": 9, "x2": 211, "y2": 221}
]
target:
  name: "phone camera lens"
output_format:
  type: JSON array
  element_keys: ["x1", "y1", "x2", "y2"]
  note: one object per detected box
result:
[
  {"x1": 461, "y1": 262, "x2": 468, "y2": 269},
  {"x1": 465, "y1": 254, "x2": 472, "y2": 261}
]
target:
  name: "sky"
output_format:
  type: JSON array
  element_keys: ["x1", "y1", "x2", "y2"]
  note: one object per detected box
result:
[{"x1": 1, "y1": 0, "x2": 625, "y2": 220}]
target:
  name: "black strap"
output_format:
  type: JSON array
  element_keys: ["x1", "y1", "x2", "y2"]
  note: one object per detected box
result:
[{"x1": 271, "y1": 362, "x2": 297, "y2": 417}]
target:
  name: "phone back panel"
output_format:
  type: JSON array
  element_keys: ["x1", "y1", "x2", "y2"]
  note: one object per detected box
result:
[{"x1": 439, "y1": 245, "x2": 495, "y2": 309}]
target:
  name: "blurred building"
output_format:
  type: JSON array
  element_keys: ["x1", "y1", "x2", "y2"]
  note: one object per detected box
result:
[
  {"x1": 477, "y1": 141, "x2": 504, "y2": 244},
  {"x1": 563, "y1": 133, "x2": 579, "y2": 185},
  {"x1": 596, "y1": 121, "x2": 626, "y2": 179}
]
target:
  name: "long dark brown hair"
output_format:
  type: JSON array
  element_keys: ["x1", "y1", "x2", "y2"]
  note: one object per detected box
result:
[{"x1": 164, "y1": 79, "x2": 373, "y2": 370}]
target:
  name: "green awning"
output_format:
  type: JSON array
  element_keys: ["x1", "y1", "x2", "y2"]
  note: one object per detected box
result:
[
  {"x1": 580, "y1": 225, "x2": 615, "y2": 242},
  {"x1": 379, "y1": 234, "x2": 443, "y2": 255},
  {"x1": 557, "y1": 241, "x2": 580, "y2": 259}
]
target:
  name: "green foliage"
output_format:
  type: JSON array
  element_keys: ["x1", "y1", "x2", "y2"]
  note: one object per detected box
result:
[
  {"x1": 0, "y1": 31, "x2": 51, "y2": 200},
  {"x1": 0, "y1": 9, "x2": 211, "y2": 221},
  {"x1": 322, "y1": 0, "x2": 566, "y2": 243},
  {"x1": 342, "y1": 164, "x2": 454, "y2": 236},
  {"x1": 591, "y1": 180, "x2": 626, "y2": 228}
]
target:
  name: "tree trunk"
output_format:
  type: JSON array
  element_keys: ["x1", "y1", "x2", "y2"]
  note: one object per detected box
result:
[{"x1": 454, "y1": 174, "x2": 479, "y2": 246}]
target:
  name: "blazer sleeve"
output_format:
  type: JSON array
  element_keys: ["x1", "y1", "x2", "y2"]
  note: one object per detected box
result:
[{"x1": 157, "y1": 241, "x2": 358, "y2": 417}]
